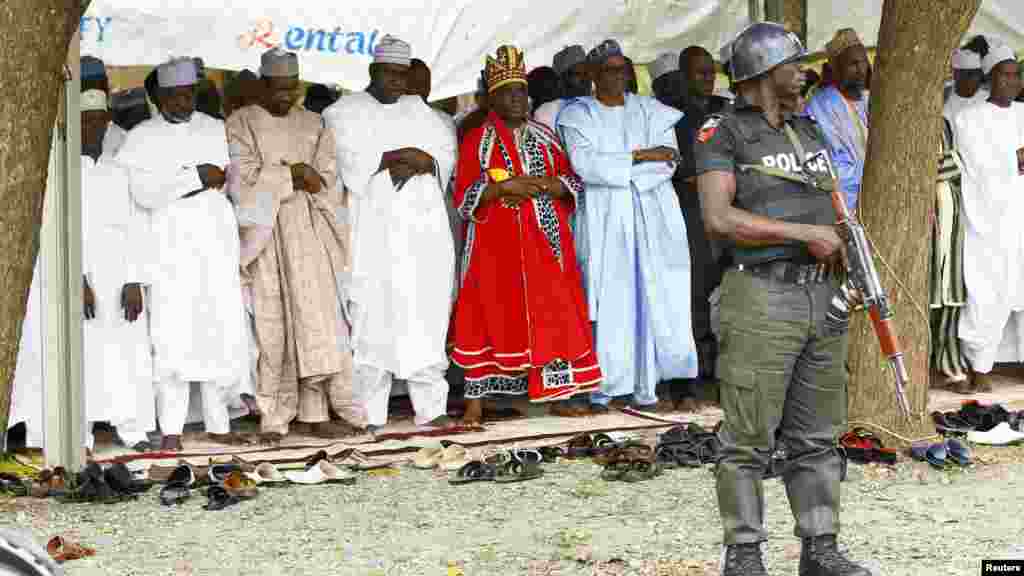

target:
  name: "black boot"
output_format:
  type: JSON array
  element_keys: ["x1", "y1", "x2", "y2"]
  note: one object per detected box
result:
[
  {"x1": 799, "y1": 535, "x2": 871, "y2": 576},
  {"x1": 721, "y1": 543, "x2": 767, "y2": 576}
]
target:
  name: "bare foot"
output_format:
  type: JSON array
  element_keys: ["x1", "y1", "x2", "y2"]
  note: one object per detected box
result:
[
  {"x1": 208, "y1": 433, "x2": 253, "y2": 446},
  {"x1": 259, "y1": 432, "x2": 284, "y2": 446},
  {"x1": 974, "y1": 372, "x2": 995, "y2": 393},
  {"x1": 160, "y1": 435, "x2": 183, "y2": 452},
  {"x1": 461, "y1": 400, "x2": 483, "y2": 426},
  {"x1": 309, "y1": 421, "x2": 362, "y2": 439},
  {"x1": 548, "y1": 402, "x2": 578, "y2": 418}
]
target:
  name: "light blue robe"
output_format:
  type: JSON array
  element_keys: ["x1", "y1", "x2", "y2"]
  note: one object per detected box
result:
[
  {"x1": 804, "y1": 85, "x2": 868, "y2": 211},
  {"x1": 558, "y1": 94, "x2": 698, "y2": 406}
]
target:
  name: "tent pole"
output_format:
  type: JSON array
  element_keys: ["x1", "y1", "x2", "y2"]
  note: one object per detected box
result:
[{"x1": 42, "y1": 33, "x2": 85, "y2": 470}]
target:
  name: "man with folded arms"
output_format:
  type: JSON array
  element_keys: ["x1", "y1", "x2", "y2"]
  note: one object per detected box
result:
[
  {"x1": 117, "y1": 57, "x2": 248, "y2": 451},
  {"x1": 227, "y1": 48, "x2": 362, "y2": 444}
]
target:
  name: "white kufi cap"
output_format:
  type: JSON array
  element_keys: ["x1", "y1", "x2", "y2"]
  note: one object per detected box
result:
[
  {"x1": 373, "y1": 35, "x2": 412, "y2": 67},
  {"x1": 261, "y1": 47, "x2": 299, "y2": 77},
  {"x1": 81, "y1": 89, "x2": 108, "y2": 112},
  {"x1": 157, "y1": 57, "x2": 199, "y2": 88}
]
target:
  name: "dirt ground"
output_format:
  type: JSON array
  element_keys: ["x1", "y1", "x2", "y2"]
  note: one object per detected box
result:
[{"x1": 3, "y1": 438, "x2": 1024, "y2": 576}]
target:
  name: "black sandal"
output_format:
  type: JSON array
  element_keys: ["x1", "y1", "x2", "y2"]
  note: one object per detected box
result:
[
  {"x1": 494, "y1": 460, "x2": 544, "y2": 483},
  {"x1": 203, "y1": 485, "x2": 240, "y2": 511},
  {"x1": 448, "y1": 461, "x2": 497, "y2": 485},
  {"x1": 159, "y1": 482, "x2": 191, "y2": 506}
]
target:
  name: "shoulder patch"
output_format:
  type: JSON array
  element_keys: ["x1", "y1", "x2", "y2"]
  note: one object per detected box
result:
[{"x1": 696, "y1": 114, "x2": 723, "y2": 143}]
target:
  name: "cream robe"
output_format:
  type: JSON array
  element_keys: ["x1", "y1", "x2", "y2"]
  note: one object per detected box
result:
[
  {"x1": 323, "y1": 93, "x2": 456, "y2": 380},
  {"x1": 115, "y1": 114, "x2": 248, "y2": 388},
  {"x1": 81, "y1": 154, "x2": 155, "y2": 436},
  {"x1": 954, "y1": 101, "x2": 1024, "y2": 372},
  {"x1": 227, "y1": 104, "x2": 359, "y2": 432}
]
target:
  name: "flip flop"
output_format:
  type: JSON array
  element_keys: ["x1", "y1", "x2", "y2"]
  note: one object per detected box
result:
[
  {"x1": 494, "y1": 460, "x2": 544, "y2": 483},
  {"x1": 621, "y1": 459, "x2": 663, "y2": 483},
  {"x1": 945, "y1": 438, "x2": 972, "y2": 466},
  {"x1": 222, "y1": 471, "x2": 259, "y2": 499},
  {"x1": 159, "y1": 482, "x2": 191, "y2": 506},
  {"x1": 203, "y1": 485, "x2": 240, "y2": 511},
  {"x1": 412, "y1": 446, "x2": 445, "y2": 469},
  {"x1": 46, "y1": 536, "x2": 95, "y2": 563},
  {"x1": 448, "y1": 461, "x2": 496, "y2": 485},
  {"x1": 247, "y1": 462, "x2": 288, "y2": 484}
]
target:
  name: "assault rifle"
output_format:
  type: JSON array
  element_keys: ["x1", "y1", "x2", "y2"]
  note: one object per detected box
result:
[{"x1": 811, "y1": 153, "x2": 912, "y2": 419}]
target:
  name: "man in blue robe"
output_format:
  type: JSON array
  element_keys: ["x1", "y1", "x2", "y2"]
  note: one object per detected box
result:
[
  {"x1": 804, "y1": 28, "x2": 870, "y2": 212},
  {"x1": 558, "y1": 39, "x2": 699, "y2": 413}
]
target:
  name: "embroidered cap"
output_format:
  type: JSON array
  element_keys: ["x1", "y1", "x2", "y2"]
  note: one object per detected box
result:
[
  {"x1": 553, "y1": 45, "x2": 587, "y2": 76},
  {"x1": 485, "y1": 45, "x2": 527, "y2": 93},
  {"x1": 157, "y1": 57, "x2": 199, "y2": 88},
  {"x1": 825, "y1": 28, "x2": 863, "y2": 63},
  {"x1": 373, "y1": 35, "x2": 412, "y2": 67},
  {"x1": 81, "y1": 89, "x2": 108, "y2": 112},
  {"x1": 649, "y1": 52, "x2": 679, "y2": 81},
  {"x1": 261, "y1": 47, "x2": 300, "y2": 77}
]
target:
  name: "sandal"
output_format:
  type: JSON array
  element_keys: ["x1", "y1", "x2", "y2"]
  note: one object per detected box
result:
[
  {"x1": 600, "y1": 460, "x2": 631, "y2": 481},
  {"x1": 448, "y1": 461, "x2": 497, "y2": 485},
  {"x1": 494, "y1": 460, "x2": 544, "y2": 483},
  {"x1": 655, "y1": 443, "x2": 702, "y2": 469},
  {"x1": 104, "y1": 463, "x2": 152, "y2": 496},
  {"x1": 945, "y1": 437, "x2": 972, "y2": 466},
  {"x1": 203, "y1": 485, "x2": 240, "y2": 511},
  {"x1": 159, "y1": 482, "x2": 191, "y2": 506},
  {"x1": 538, "y1": 446, "x2": 565, "y2": 463},
  {"x1": 223, "y1": 470, "x2": 259, "y2": 499},
  {"x1": 0, "y1": 473, "x2": 29, "y2": 497},
  {"x1": 46, "y1": 536, "x2": 95, "y2": 563},
  {"x1": 566, "y1": 434, "x2": 595, "y2": 459},
  {"x1": 621, "y1": 459, "x2": 663, "y2": 483}
]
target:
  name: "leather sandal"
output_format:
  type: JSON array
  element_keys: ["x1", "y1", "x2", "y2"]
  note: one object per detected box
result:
[{"x1": 46, "y1": 536, "x2": 95, "y2": 563}]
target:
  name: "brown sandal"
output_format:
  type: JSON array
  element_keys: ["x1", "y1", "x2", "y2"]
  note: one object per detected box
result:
[{"x1": 47, "y1": 536, "x2": 95, "y2": 563}]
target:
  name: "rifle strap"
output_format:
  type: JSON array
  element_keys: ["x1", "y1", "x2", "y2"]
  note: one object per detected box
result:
[{"x1": 737, "y1": 122, "x2": 834, "y2": 193}]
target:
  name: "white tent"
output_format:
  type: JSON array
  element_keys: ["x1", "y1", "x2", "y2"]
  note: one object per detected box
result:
[{"x1": 81, "y1": 0, "x2": 751, "y2": 100}]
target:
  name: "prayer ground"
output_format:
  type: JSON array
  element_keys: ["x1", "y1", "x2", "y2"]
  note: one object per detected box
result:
[{"x1": 3, "y1": 437, "x2": 1023, "y2": 576}]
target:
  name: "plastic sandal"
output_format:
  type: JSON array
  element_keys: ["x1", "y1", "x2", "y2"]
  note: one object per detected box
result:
[
  {"x1": 945, "y1": 438, "x2": 972, "y2": 466},
  {"x1": 203, "y1": 485, "x2": 240, "y2": 511},
  {"x1": 494, "y1": 460, "x2": 544, "y2": 483},
  {"x1": 46, "y1": 536, "x2": 95, "y2": 563},
  {"x1": 448, "y1": 461, "x2": 497, "y2": 485},
  {"x1": 159, "y1": 482, "x2": 191, "y2": 506}
]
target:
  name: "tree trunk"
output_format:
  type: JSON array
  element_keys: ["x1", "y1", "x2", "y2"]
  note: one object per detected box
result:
[
  {"x1": 848, "y1": 0, "x2": 980, "y2": 439},
  {"x1": 0, "y1": 2, "x2": 81, "y2": 442}
]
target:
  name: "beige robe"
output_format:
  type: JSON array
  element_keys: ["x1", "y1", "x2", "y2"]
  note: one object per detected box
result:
[{"x1": 226, "y1": 104, "x2": 360, "y2": 434}]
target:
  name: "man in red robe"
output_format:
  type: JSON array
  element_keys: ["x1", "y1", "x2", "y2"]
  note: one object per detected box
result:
[{"x1": 450, "y1": 45, "x2": 602, "y2": 425}]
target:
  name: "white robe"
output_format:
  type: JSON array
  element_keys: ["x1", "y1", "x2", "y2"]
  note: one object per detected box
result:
[
  {"x1": 103, "y1": 123, "x2": 127, "y2": 158},
  {"x1": 322, "y1": 93, "x2": 456, "y2": 379},
  {"x1": 7, "y1": 262, "x2": 45, "y2": 448},
  {"x1": 943, "y1": 88, "x2": 989, "y2": 138},
  {"x1": 115, "y1": 113, "x2": 248, "y2": 388},
  {"x1": 954, "y1": 101, "x2": 1024, "y2": 372},
  {"x1": 81, "y1": 154, "x2": 155, "y2": 434}
]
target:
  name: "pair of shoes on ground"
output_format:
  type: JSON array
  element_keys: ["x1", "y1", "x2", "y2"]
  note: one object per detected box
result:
[
  {"x1": 655, "y1": 423, "x2": 721, "y2": 469},
  {"x1": 599, "y1": 441, "x2": 663, "y2": 483},
  {"x1": 910, "y1": 437, "x2": 972, "y2": 468},
  {"x1": 448, "y1": 449, "x2": 546, "y2": 485},
  {"x1": 62, "y1": 462, "x2": 151, "y2": 504},
  {"x1": 840, "y1": 428, "x2": 898, "y2": 465},
  {"x1": 722, "y1": 536, "x2": 871, "y2": 576}
]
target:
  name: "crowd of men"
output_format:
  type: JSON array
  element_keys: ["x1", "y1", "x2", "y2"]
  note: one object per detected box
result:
[{"x1": 17, "y1": 20, "x2": 1024, "y2": 576}]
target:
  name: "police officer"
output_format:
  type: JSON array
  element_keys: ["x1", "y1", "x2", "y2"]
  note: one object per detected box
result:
[{"x1": 695, "y1": 22, "x2": 871, "y2": 576}]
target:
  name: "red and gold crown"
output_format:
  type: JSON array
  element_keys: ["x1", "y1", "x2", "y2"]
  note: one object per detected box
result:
[{"x1": 485, "y1": 45, "x2": 527, "y2": 93}]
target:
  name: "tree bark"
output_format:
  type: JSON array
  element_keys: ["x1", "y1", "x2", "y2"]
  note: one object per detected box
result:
[
  {"x1": 0, "y1": 2, "x2": 81, "y2": 441},
  {"x1": 848, "y1": 0, "x2": 981, "y2": 438}
]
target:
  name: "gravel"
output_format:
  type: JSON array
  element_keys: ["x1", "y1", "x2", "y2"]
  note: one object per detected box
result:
[{"x1": 3, "y1": 440, "x2": 1024, "y2": 576}]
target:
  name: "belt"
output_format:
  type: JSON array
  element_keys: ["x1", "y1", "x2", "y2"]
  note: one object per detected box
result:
[{"x1": 736, "y1": 260, "x2": 831, "y2": 286}]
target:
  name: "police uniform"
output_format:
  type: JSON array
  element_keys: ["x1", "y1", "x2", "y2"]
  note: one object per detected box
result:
[{"x1": 694, "y1": 99, "x2": 849, "y2": 547}]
